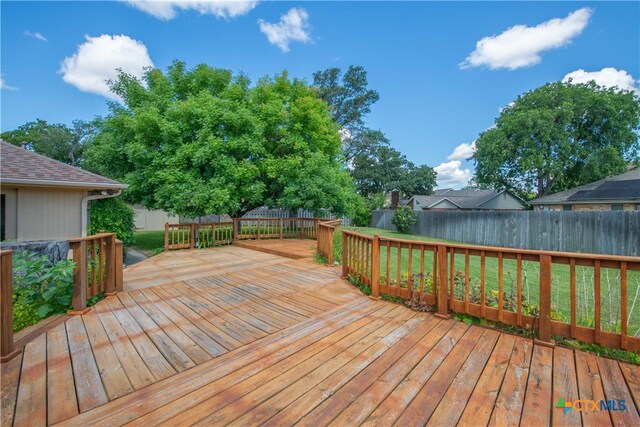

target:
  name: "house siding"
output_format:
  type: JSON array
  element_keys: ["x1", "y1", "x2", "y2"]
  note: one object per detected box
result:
[
  {"x1": 479, "y1": 193, "x2": 526, "y2": 210},
  {"x1": 11, "y1": 187, "x2": 87, "y2": 240},
  {"x1": 536, "y1": 203, "x2": 639, "y2": 211}
]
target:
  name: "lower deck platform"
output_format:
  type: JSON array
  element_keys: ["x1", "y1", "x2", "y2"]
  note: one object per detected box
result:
[{"x1": 2, "y1": 242, "x2": 639, "y2": 426}]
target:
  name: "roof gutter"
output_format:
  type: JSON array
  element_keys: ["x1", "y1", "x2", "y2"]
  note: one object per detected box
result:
[
  {"x1": 0, "y1": 177, "x2": 128, "y2": 190},
  {"x1": 81, "y1": 190, "x2": 123, "y2": 237}
]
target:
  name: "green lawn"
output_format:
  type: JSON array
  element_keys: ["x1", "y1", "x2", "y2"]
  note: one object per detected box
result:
[
  {"x1": 337, "y1": 227, "x2": 640, "y2": 337},
  {"x1": 132, "y1": 230, "x2": 165, "y2": 254}
]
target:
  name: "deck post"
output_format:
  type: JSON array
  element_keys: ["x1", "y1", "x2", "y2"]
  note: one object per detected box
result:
[
  {"x1": 327, "y1": 227, "x2": 334, "y2": 265},
  {"x1": 69, "y1": 241, "x2": 90, "y2": 315},
  {"x1": 371, "y1": 235, "x2": 380, "y2": 298},
  {"x1": 1, "y1": 251, "x2": 21, "y2": 363},
  {"x1": 104, "y1": 234, "x2": 116, "y2": 295},
  {"x1": 115, "y1": 240, "x2": 124, "y2": 292},
  {"x1": 190, "y1": 223, "x2": 196, "y2": 249},
  {"x1": 535, "y1": 254, "x2": 555, "y2": 347},
  {"x1": 279, "y1": 218, "x2": 283, "y2": 239},
  {"x1": 257, "y1": 218, "x2": 261, "y2": 240},
  {"x1": 341, "y1": 231, "x2": 348, "y2": 279},
  {"x1": 164, "y1": 223, "x2": 169, "y2": 252},
  {"x1": 435, "y1": 245, "x2": 449, "y2": 319},
  {"x1": 233, "y1": 218, "x2": 238, "y2": 241}
]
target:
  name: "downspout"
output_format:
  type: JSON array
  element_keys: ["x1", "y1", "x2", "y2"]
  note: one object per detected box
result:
[{"x1": 81, "y1": 189, "x2": 123, "y2": 237}]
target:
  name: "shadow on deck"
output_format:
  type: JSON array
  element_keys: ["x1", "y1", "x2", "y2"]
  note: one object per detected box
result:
[{"x1": 2, "y1": 241, "x2": 639, "y2": 426}]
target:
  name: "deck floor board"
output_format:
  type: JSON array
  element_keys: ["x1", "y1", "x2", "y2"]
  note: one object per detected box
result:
[{"x1": 3, "y1": 242, "x2": 639, "y2": 426}]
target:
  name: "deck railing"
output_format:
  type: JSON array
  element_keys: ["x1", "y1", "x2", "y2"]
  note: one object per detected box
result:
[
  {"x1": 164, "y1": 218, "x2": 326, "y2": 251},
  {"x1": 1, "y1": 234, "x2": 124, "y2": 362},
  {"x1": 69, "y1": 233, "x2": 123, "y2": 314},
  {"x1": 341, "y1": 230, "x2": 640, "y2": 351},
  {"x1": 317, "y1": 219, "x2": 342, "y2": 265}
]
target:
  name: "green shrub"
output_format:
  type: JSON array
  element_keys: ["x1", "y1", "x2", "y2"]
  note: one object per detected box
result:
[
  {"x1": 88, "y1": 198, "x2": 135, "y2": 246},
  {"x1": 351, "y1": 196, "x2": 372, "y2": 226},
  {"x1": 12, "y1": 251, "x2": 75, "y2": 331},
  {"x1": 391, "y1": 206, "x2": 417, "y2": 234}
]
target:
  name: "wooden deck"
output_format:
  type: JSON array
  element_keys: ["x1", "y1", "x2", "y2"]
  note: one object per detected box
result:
[{"x1": 2, "y1": 242, "x2": 640, "y2": 426}]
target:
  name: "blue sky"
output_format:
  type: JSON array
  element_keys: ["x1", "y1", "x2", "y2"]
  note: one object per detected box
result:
[{"x1": 2, "y1": 1, "x2": 639, "y2": 188}]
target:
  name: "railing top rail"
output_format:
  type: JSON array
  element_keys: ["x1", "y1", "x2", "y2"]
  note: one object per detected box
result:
[
  {"x1": 342, "y1": 229, "x2": 375, "y2": 240},
  {"x1": 69, "y1": 232, "x2": 116, "y2": 243},
  {"x1": 318, "y1": 219, "x2": 342, "y2": 229},
  {"x1": 375, "y1": 234, "x2": 640, "y2": 264},
  {"x1": 0, "y1": 249, "x2": 13, "y2": 256}
]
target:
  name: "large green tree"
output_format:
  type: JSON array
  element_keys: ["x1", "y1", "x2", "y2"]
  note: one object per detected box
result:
[
  {"x1": 473, "y1": 81, "x2": 640, "y2": 199},
  {"x1": 351, "y1": 145, "x2": 436, "y2": 198},
  {"x1": 1, "y1": 119, "x2": 98, "y2": 166},
  {"x1": 84, "y1": 61, "x2": 362, "y2": 218}
]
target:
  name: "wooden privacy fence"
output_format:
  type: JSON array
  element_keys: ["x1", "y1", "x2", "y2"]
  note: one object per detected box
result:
[
  {"x1": 164, "y1": 218, "x2": 325, "y2": 251},
  {"x1": 341, "y1": 230, "x2": 640, "y2": 352},
  {"x1": 69, "y1": 233, "x2": 124, "y2": 314},
  {"x1": 316, "y1": 219, "x2": 341, "y2": 264}
]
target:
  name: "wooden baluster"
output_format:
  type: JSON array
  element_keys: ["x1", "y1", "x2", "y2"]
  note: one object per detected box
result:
[
  {"x1": 464, "y1": 249, "x2": 470, "y2": 313},
  {"x1": 498, "y1": 252, "x2": 504, "y2": 323},
  {"x1": 70, "y1": 241, "x2": 89, "y2": 315},
  {"x1": 395, "y1": 242, "x2": 401, "y2": 295},
  {"x1": 517, "y1": 254, "x2": 523, "y2": 327},
  {"x1": 164, "y1": 223, "x2": 169, "y2": 251},
  {"x1": 407, "y1": 244, "x2": 413, "y2": 296},
  {"x1": 419, "y1": 246, "x2": 425, "y2": 301},
  {"x1": 621, "y1": 262, "x2": 628, "y2": 350},
  {"x1": 115, "y1": 240, "x2": 123, "y2": 292},
  {"x1": 105, "y1": 234, "x2": 116, "y2": 295},
  {"x1": 341, "y1": 232, "x2": 348, "y2": 278},
  {"x1": 436, "y1": 245, "x2": 449, "y2": 318},
  {"x1": 569, "y1": 258, "x2": 576, "y2": 339},
  {"x1": 594, "y1": 260, "x2": 601, "y2": 345},
  {"x1": 449, "y1": 248, "x2": 454, "y2": 309},
  {"x1": 1, "y1": 251, "x2": 21, "y2": 362},
  {"x1": 536, "y1": 254, "x2": 554, "y2": 346},
  {"x1": 371, "y1": 235, "x2": 380, "y2": 298},
  {"x1": 480, "y1": 250, "x2": 486, "y2": 318}
]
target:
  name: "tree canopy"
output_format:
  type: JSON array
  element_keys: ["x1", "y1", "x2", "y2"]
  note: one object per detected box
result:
[
  {"x1": 473, "y1": 81, "x2": 640, "y2": 199},
  {"x1": 1, "y1": 119, "x2": 98, "y2": 166},
  {"x1": 84, "y1": 61, "x2": 362, "y2": 218}
]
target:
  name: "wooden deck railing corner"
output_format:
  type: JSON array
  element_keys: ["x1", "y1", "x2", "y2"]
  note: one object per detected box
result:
[{"x1": 0, "y1": 250, "x2": 21, "y2": 363}]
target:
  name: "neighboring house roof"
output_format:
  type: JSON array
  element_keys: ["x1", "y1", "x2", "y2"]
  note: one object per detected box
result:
[
  {"x1": 409, "y1": 189, "x2": 525, "y2": 209},
  {"x1": 529, "y1": 168, "x2": 640, "y2": 205},
  {"x1": 0, "y1": 140, "x2": 127, "y2": 190}
]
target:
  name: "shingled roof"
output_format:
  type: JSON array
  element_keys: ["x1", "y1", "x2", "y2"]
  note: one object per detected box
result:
[
  {"x1": 0, "y1": 140, "x2": 127, "y2": 190},
  {"x1": 529, "y1": 168, "x2": 640, "y2": 205},
  {"x1": 408, "y1": 189, "x2": 520, "y2": 209}
]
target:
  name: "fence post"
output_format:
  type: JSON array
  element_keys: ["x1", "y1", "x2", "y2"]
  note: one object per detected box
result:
[
  {"x1": 115, "y1": 240, "x2": 124, "y2": 292},
  {"x1": 69, "y1": 240, "x2": 90, "y2": 315},
  {"x1": 190, "y1": 223, "x2": 195, "y2": 249},
  {"x1": 105, "y1": 234, "x2": 116, "y2": 295},
  {"x1": 164, "y1": 223, "x2": 169, "y2": 252},
  {"x1": 341, "y1": 231, "x2": 348, "y2": 279},
  {"x1": 1, "y1": 251, "x2": 21, "y2": 363},
  {"x1": 536, "y1": 254, "x2": 555, "y2": 347},
  {"x1": 436, "y1": 245, "x2": 449, "y2": 318},
  {"x1": 371, "y1": 235, "x2": 380, "y2": 298}
]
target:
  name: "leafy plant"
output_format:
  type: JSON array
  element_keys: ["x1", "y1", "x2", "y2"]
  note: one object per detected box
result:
[
  {"x1": 88, "y1": 198, "x2": 135, "y2": 247},
  {"x1": 391, "y1": 206, "x2": 417, "y2": 234},
  {"x1": 12, "y1": 251, "x2": 75, "y2": 331}
]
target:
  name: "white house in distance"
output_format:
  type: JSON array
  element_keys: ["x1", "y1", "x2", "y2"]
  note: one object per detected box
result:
[
  {"x1": 0, "y1": 140, "x2": 127, "y2": 240},
  {"x1": 405, "y1": 189, "x2": 527, "y2": 211}
]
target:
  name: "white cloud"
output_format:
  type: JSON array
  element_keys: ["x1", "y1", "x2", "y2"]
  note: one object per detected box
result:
[
  {"x1": 259, "y1": 7, "x2": 310, "y2": 52},
  {"x1": 563, "y1": 67, "x2": 640, "y2": 94},
  {"x1": 435, "y1": 160, "x2": 473, "y2": 189},
  {"x1": 0, "y1": 76, "x2": 17, "y2": 90},
  {"x1": 447, "y1": 141, "x2": 476, "y2": 161},
  {"x1": 60, "y1": 34, "x2": 153, "y2": 101},
  {"x1": 122, "y1": 0, "x2": 258, "y2": 20},
  {"x1": 24, "y1": 31, "x2": 48, "y2": 42},
  {"x1": 461, "y1": 7, "x2": 592, "y2": 70}
]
